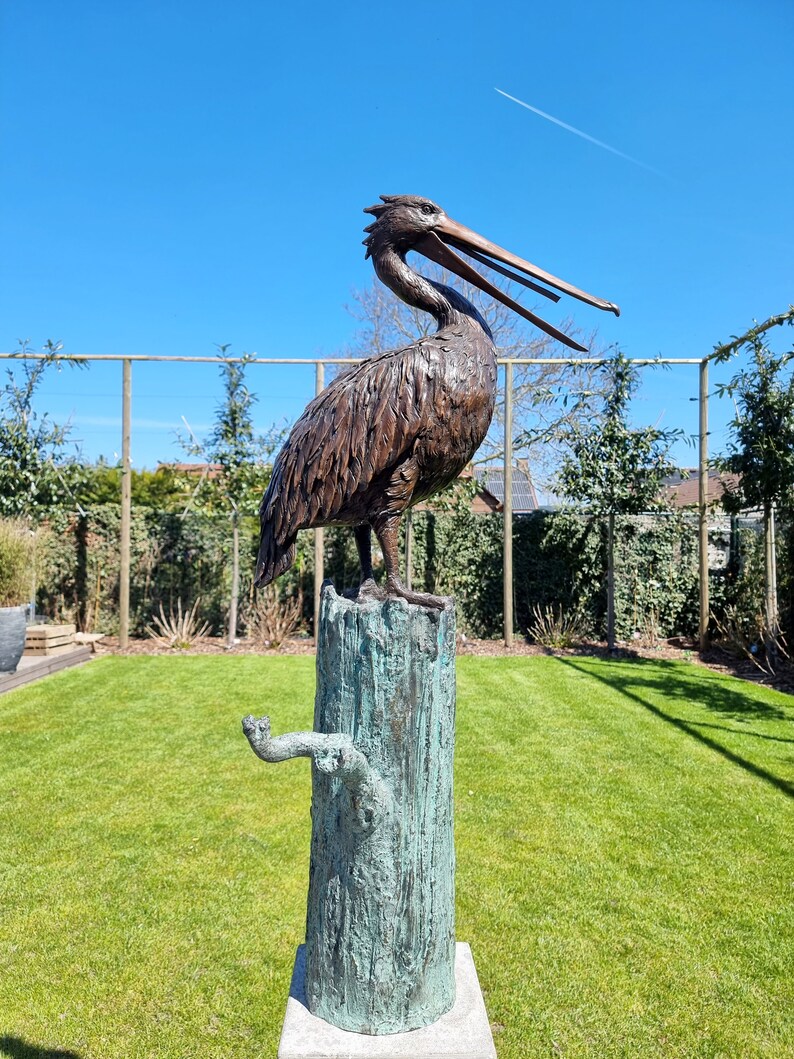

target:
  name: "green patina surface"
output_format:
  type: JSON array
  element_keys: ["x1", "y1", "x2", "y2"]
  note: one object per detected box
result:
[{"x1": 304, "y1": 586, "x2": 457, "y2": 1034}]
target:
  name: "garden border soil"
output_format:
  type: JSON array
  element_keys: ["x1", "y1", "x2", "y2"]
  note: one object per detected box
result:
[{"x1": 96, "y1": 634, "x2": 794, "y2": 697}]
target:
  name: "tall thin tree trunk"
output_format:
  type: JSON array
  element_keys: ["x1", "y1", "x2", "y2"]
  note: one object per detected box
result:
[
  {"x1": 228, "y1": 511, "x2": 239, "y2": 648},
  {"x1": 607, "y1": 511, "x2": 616, "y2": 652}
]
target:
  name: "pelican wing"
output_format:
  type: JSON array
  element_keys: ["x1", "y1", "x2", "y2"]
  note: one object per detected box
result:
[{"x1": 259, "y1": 340, "x2": 435, "y2": 553}]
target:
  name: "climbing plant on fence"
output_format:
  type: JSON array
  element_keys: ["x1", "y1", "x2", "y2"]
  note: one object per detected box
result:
[{"x1": 401, "y1": 509, "x2": 704, "y2": 640}]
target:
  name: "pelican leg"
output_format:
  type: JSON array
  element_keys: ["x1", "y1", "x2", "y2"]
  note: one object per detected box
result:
[
  {"x1": 373, "y1": 515, "x2": 447, "y2": 611},
  {"x1": 354, "y1": 524, "x2": 385, "y2": 601}
]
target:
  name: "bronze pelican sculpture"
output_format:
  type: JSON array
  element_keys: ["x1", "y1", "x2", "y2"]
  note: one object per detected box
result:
[{"x1": 256, "y1": 194, "x2": 619, "y2": 609}]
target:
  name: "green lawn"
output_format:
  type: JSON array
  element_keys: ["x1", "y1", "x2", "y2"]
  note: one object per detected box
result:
[{"x1": 1, "y1": 654, "x2": 792, "y2": 1059}]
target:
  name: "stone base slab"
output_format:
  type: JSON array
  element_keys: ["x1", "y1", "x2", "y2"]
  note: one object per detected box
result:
[{"x1": 278, "y1": 942, "x2": 497, "y2": 1059}]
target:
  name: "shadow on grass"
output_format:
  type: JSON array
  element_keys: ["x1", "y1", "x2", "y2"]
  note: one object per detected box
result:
[
  {"x1": 559, "y1": 656, "x2": 794, "y2": 800},
  {"x1": 0, "y1": 1039, "x2": 81, "y2": 1059},
  {"x1": 687, "y1": 719, "x2": 794, "y2": 744}
]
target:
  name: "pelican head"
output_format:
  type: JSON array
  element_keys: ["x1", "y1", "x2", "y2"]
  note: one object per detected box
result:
[{"x1": 363, "y1": 194, "x2": 619, "y2": 352}]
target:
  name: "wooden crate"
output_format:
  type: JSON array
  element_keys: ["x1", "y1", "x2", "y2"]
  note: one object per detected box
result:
[{"x1": 24, "y1": 624, "x2": 76, "y2": 656}]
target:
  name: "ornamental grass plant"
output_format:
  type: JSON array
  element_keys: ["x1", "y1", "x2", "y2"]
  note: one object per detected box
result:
[
  {"x1": 527, "y1": 602, "x2": 590, "y2": 648},
  {"x1": 146, "y1": 597, "x2": 211, "y2": 650},
  {"x1": 0, "y1": 518, "x2": 35, "y2": 607}
]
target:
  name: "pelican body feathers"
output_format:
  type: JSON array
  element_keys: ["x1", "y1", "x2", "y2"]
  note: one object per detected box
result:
[{"x1": 256, "y1": 194, "x2": 617, "y2": 609}]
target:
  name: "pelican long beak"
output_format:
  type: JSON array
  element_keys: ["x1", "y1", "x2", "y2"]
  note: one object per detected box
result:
[{"x1": 413, "y1": 216, "x2": 619, "y2": 353}]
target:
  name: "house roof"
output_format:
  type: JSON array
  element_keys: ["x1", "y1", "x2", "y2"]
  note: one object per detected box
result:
[
  {"x1": 159, "y1": 462, "x2": 225, "y2": 480},
  {"x1": 660, "y1": 468, "x2": 740, "y2": 509}
]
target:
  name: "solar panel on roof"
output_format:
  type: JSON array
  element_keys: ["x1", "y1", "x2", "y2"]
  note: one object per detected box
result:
[{"x1": 481, "y1": 468, "x2": 537, "y2": 513}]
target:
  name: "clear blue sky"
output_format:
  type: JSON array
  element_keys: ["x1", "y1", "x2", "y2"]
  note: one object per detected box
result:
[{"x1": 1, "y1": 0, "x2": 792, "y2": 470}]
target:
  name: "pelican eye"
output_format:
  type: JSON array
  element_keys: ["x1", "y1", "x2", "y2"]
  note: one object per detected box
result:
[{"x1": 420, "y1": 203, "x2": 434, "y2": 215}]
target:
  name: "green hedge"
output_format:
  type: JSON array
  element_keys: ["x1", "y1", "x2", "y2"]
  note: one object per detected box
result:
[
  {"x1": 35, "y1": 505, "x2": 773, "y2": 643},
  {"x1": 38, "y1": 507, "x2": 258, "y2": 636}
]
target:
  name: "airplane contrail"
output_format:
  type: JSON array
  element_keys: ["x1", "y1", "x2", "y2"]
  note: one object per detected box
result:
[{"x1": 495, "y1": 88, "x2": 666, "y2": 178}]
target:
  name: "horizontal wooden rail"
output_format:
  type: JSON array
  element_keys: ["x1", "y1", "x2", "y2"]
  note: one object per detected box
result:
[{"x1": 0, "y1": 352, "x2": 705, "y2": 366}]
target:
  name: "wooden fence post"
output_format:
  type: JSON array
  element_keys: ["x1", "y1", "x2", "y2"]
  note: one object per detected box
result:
[
  {"x1": 314, "y1": 361, "x2": 325, "y2": 639},
  {"x1": 698, "y1": 359, "x2": 709, "y2": 652},
  {"x1": 404, "y1": 508, "x2": 413, "y2": 590},
  {"x1": 119, "y1": 358, "x2": 132, "y2": 649},
  {"x1": 503, "y1": 362, "x2": 514, "y2": 648}
]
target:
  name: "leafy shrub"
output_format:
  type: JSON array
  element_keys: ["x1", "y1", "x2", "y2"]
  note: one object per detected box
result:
[
  {"x1": 37, "y1": 506, "x2": 250, "y2": 635},
  {"x1": 711, "y1": 603, "x2": 790, "y2": 676},
  {"x1": 246, "y1": 583, "x2": 303, "y2": 649},
  {"x1": 408, "y1": 509, "x2": 504, "y2": 637}
]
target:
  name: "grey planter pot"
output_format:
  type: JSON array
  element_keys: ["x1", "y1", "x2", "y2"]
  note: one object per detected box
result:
[{"x1": 0, "y1": 606, "x2": 27, "y2": 673}]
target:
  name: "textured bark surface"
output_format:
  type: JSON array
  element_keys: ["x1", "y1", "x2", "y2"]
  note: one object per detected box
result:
[{"x1": 305, "y1": 584, "x2": 457, "y2": 1034}]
